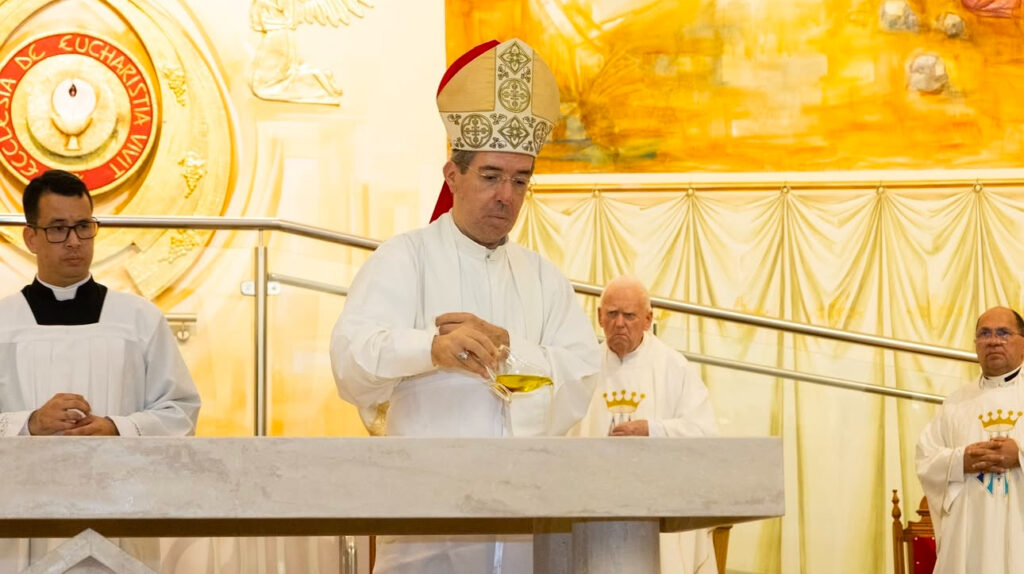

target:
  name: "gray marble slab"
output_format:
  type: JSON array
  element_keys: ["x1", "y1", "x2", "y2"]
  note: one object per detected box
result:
[{"x1": 0, "y1": 437, "x2": 783, "y2": 538}]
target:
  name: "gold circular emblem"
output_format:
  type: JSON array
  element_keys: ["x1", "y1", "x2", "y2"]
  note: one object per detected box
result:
[
  {"x1": 0, "y1": 0, "x2": 236, "y2": 300},
  {"x1": 0, "y1": 33, "x2": 157, "y2": 195}
]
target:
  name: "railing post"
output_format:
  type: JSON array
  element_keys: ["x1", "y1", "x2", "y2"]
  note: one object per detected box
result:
[
  {"x1": 339, "y1": 535, "x2": 357, "y2": 574},
  {"x1": 254, "y1": 229, "x2": 268, "y2": 437}
]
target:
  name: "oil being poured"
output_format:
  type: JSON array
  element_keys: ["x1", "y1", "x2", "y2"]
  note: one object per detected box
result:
[{"x1": 496, "y1": 374, "x2": 552, "y2": 393}]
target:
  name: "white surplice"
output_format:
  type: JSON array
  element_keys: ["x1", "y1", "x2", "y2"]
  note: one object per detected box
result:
[
  {"x1": 916, "y1": 369, "x2": 1024, "y2": 574},
  {"x1": 330, "y1": 213, "x2": 601, "y2": 574},
  {"x1": 575, "y1": 334, "x2": 719, "y2": 574},
  {"x1": 0, "y1": 288, "x2": 200, "y2": 438},
  {"x1": 0, "y1": 283, "x2": 201, "y2": 572}
]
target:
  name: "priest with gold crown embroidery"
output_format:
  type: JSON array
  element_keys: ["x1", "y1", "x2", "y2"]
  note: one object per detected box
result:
[
  {"x1": 330, "y1": 39, "x2": 601, "y2": 574},
  {"x1": 0, "y1": 169, "x2": 201, "y2": 571},
  {"x1": 916, "y1": 306, "x2": 1024, "y2": 574},
  {"x1": 573, "y1": 276, "x2": 719, "y2": 574}
]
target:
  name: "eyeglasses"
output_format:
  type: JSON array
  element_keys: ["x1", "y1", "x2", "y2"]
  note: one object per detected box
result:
[
  {"x1": 975, "y1": 327, "x2": 1020, "y2": 342},
  {"x1": 471, "y1": 167, "x2": 531, "y2": 192},
  {"x1": 30, "y1": 219, "x2": 99, "y2": 243}
]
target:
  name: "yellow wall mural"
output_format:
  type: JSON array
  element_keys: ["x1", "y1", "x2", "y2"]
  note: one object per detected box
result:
[{"x1": 447, "y1": 0, "x2": 1024, "y2": 173}]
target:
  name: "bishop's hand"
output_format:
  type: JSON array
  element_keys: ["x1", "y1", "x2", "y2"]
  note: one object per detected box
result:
[
  {"x1": 28, "y1": 393, "x2": 91, "y2": 436},
  {"x1": 431, "y1": 320, "x2": 501, "y2": 379},
  {"x1": 435, "y1": 313, "x2": 510, "y2": 349}
]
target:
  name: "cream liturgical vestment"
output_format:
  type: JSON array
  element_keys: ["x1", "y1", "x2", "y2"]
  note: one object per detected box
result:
[
  {"x1": 916, "y1": 367, "x2": 1024, "y2": 574},
  {"x1": 331, "y1": 212, "x2": 601, "y2": 574},
  {"x1": 576, "y1": 334, "x2": 719, "y2": 574},
  {"x1": 0, "y1": 277, "x2": 201, "y2": 571}
]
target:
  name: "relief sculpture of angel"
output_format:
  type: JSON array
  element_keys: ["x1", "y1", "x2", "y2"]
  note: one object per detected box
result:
[{"x1": 250, "y1": 0, "x2": 374, "y2": 105}]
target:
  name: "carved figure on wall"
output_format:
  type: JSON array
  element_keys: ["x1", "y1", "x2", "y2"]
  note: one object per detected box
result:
[{"x1": 250, "y1": 0, "x2": 374, "y2": 105}]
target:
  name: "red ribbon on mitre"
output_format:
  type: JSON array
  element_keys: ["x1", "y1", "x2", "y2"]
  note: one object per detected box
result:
[{"x1": 429, "y1": 40, "x2": 500, "y2": 223}]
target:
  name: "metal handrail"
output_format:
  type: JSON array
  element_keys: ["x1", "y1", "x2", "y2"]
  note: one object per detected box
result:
[
  {"x1": 0, "y1": 214, "x2": 381, "y2": 249},
  {"x1": 682, "y1": 351, "x2": 944, "y2": 404},
  {"x1": 263, "y1": 276, "x2": 948, "y2": 404},
  {"x1": 269, "y1": 272, "x2": 348, "y2": 296},
  {"x1": 573, "y1": 282, "x2": 978, "y2": 364},
  {"x1": 0, "y1": 213, "x2": 976, "y2": 364}
]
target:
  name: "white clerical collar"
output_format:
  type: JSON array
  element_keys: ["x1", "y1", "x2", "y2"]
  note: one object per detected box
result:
[
  {"x1": 980, "y1": 365, "x2": 1023, "y2": 389},
  {"x1": 447, "y1": 214, "x2": 507, "y2": 260},
  {"x1": 37, "y1": 275, "x2": 91, "y2": 301}
]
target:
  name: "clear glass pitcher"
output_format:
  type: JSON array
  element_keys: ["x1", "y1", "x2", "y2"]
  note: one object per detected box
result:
[{"x1": 481, "y1": 345, "x2": 552, "y2": 402}]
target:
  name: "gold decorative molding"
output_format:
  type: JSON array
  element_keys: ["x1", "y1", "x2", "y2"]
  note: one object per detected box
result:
[
  {"x1": 161, "y1": 64, "x2": 187, "y2": 106},
  {"x1": 0, "y1": 0, "x2": 237, "y2": 299},
  {"x1": 177, "y1": 150, "x2": 206, "y2": 198},
  {"x1": 530, "y1": 169, "x2": 1024, "y2": 193},
  {"x1": 0, "y1": 32, "x2": 158, "y2": 195},
  {"x1": 159, "y1": 228, "x2": 202, "y2": 264}
]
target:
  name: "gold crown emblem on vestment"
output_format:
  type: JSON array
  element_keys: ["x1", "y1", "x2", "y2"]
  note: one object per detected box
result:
[
  {"x1": 978, "y1": 409, "x2": 1023, "y2": 433},
  {"x1": 603, "y1": 390, "x2": 645, "y2": 414}
]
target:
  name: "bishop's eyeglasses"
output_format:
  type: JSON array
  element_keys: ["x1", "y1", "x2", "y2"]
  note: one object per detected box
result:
[
  {"x1": 30, "y1": 219, "x2": 100, "y2": 243},
  {"x1": 471, "y1": 167, "x2": 531, "y2": 192}
]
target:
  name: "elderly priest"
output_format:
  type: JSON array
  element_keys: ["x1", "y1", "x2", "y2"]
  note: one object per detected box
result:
[{"x1": 574, "y1": 276, "x2": 719, "y2": 574}]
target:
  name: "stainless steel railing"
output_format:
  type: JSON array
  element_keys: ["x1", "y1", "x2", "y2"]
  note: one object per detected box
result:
[
  {"x1": 682, "y1": 352, "x2": 944, "y2": 404},
  {"x1": 572, "y1": 283, "x2": 976, "y2": 363},
  {"x1": 0, "y1": 213, "x2": 961, "y2": 410},
  {"x1": 0, "y1": 214, "x2": 975, "y2": 360}
]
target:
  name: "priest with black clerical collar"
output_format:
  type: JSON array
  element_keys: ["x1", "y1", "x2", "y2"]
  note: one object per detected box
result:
[{"x1": 0, "y1": 169, "x2": 200, "y2": 439}]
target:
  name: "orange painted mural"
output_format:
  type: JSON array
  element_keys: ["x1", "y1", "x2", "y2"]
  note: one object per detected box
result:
[{"x1": 447, "y1": 0, "x2": 1024, "y2": 173}]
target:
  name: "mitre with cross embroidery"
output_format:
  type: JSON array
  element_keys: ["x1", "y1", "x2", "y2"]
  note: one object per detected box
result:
[
  {"x1": 437, "y1": 39, "x2": 560, "y2": 155},
  {"x1": 430, "y1": 38, "x2": 560, "y2": 221}
]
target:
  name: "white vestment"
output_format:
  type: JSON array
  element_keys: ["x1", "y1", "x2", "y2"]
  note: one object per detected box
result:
[
  {"x1": 331, "y1": 213, "x2": 601, "y2": 574},
  {"x1": 575, "y1": 335, "x2": 719, "y2": 574},
  {"x1": 0, "y1": 283, "x2": 201, "y2": 572},
  {"x1": 916, "y1": 370, "x2": 1024, "y2": 574}
]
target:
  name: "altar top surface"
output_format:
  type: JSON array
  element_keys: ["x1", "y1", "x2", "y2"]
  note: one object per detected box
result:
[{"x1": 0, "y1": 437, "x2": 783, "y2": 537}]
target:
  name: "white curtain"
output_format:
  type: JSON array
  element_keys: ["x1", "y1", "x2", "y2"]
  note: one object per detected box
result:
[{"x1": 513, "y1": 183, "x2": 1019, "y2": 574}]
